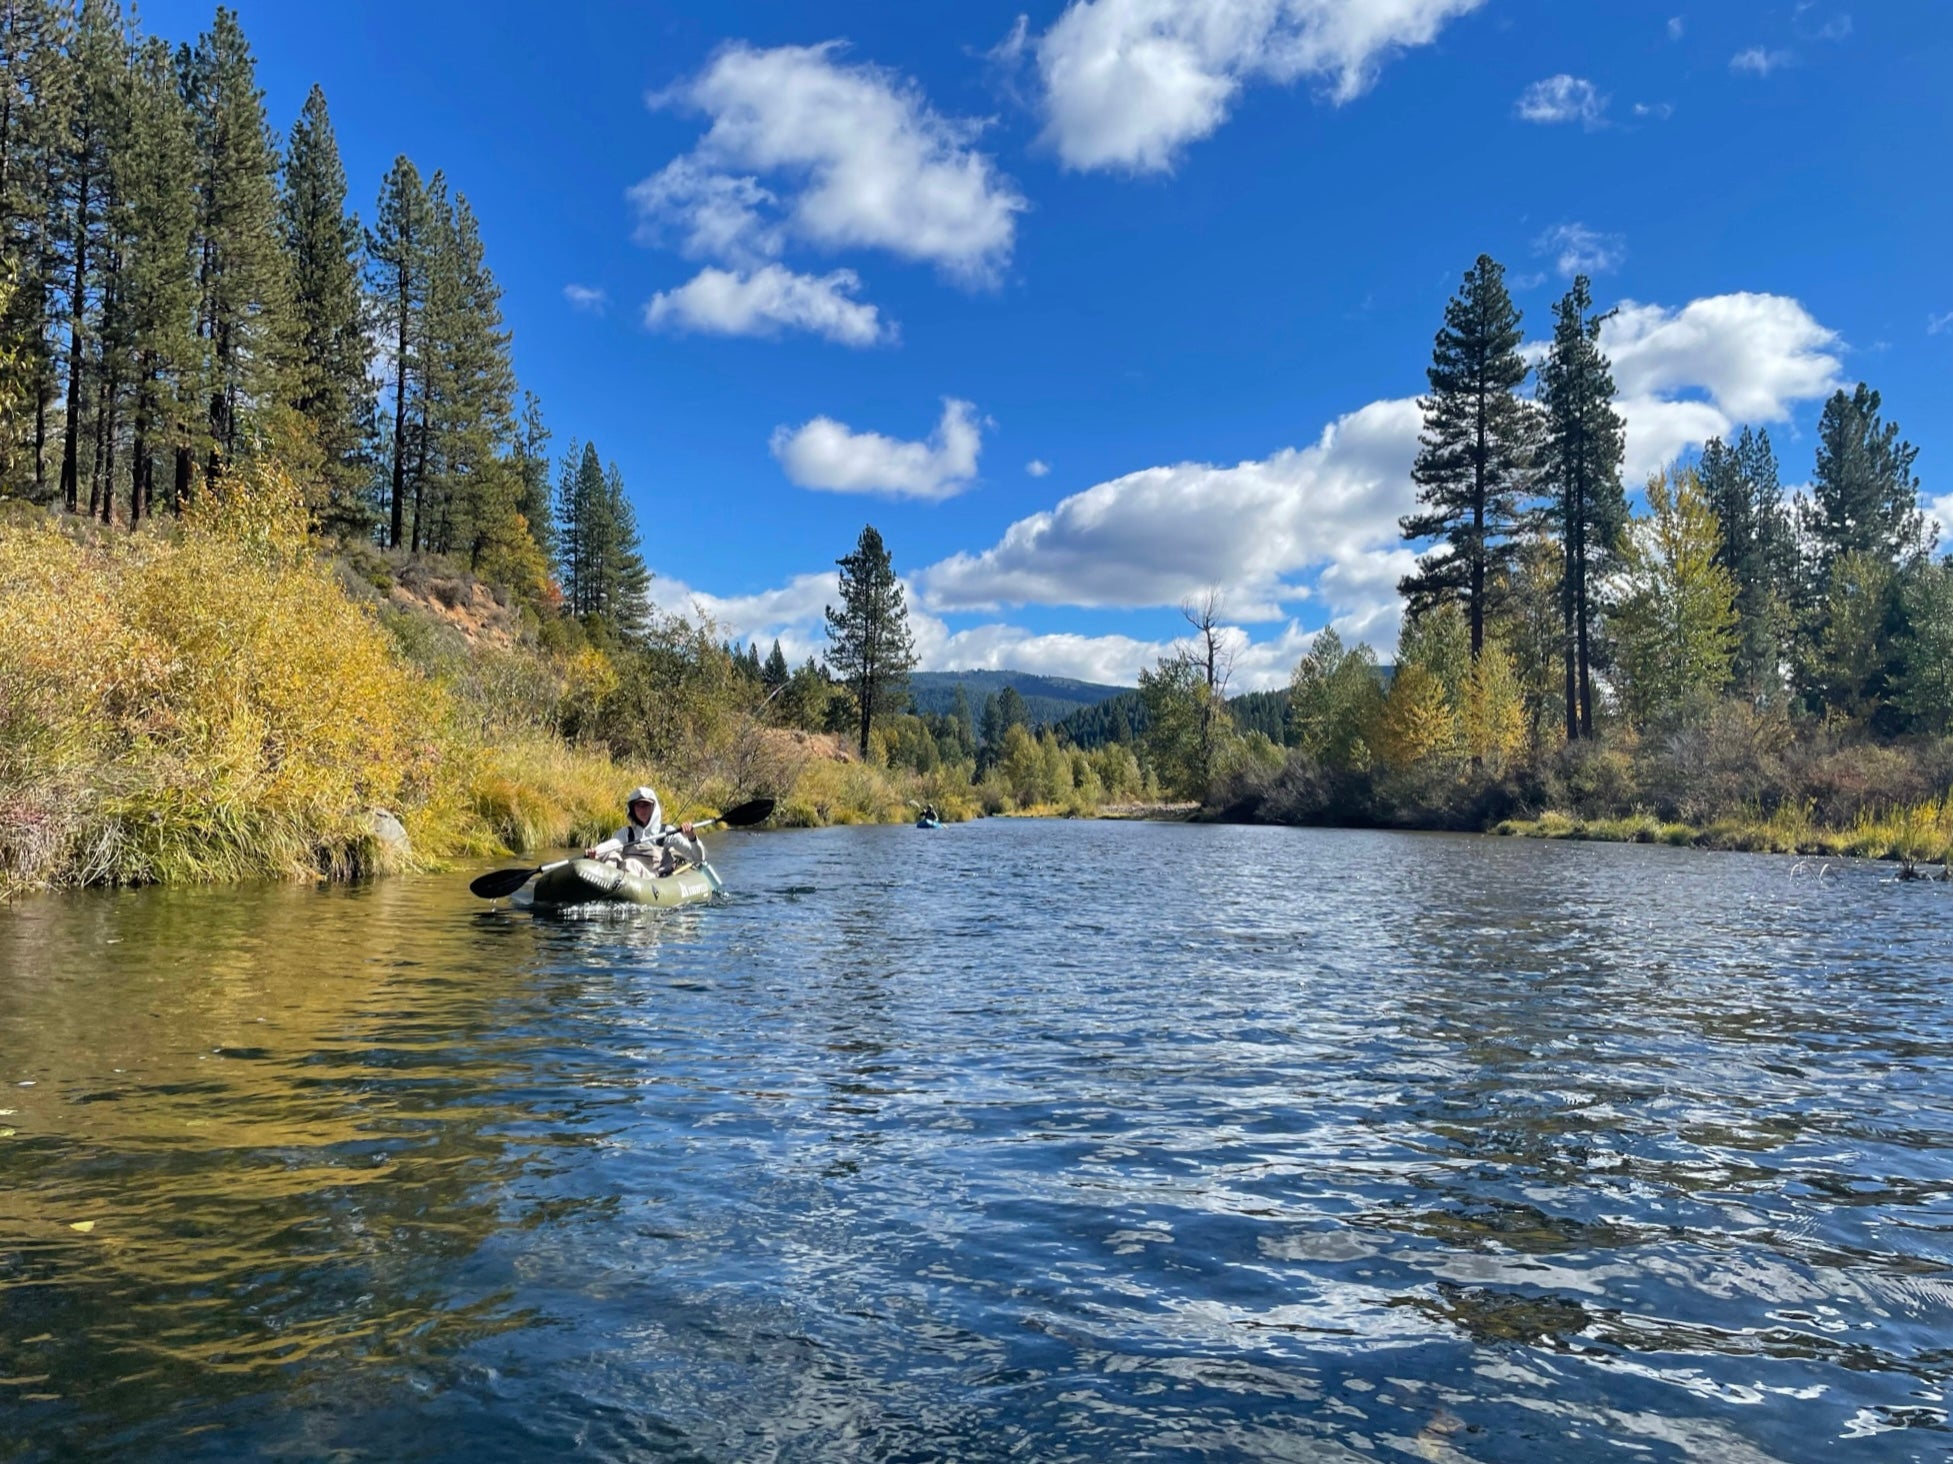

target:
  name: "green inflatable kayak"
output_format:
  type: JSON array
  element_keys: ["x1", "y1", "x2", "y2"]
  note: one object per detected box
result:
[{"x1": 529, "y1": 857, "x2": 721, "y2": 910}]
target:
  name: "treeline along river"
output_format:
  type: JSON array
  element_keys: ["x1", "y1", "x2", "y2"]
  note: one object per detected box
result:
[{"x1": 1, "y1": 821, "x2": 1950, "y2": 1461}]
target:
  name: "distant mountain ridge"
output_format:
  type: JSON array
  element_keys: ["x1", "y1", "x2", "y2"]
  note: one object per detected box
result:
[{"x1": 907, "y1": 670, "x2": 1131, "y2": 726}]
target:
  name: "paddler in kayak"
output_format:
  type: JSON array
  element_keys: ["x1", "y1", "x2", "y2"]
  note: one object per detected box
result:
[{"x1": 586, "y1": 786, "x2": 704, "y2": 878}]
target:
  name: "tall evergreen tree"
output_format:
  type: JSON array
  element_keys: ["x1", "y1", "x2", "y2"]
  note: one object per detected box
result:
[
  {"x1": 179, "y1": 6, "x2": 288, "y2": 492},
  {"x1": 108, "y1": 33, "x2": 195, "y2": 526},
  {"x1": 1399, "y1": 254, "x2": 1538, "y2": 659},
  {"x1": 511, "y1": 389, "x2": 553, "y2": 563},
  {"x1": 1801, "y1": 382, "x2": 1930, "y2": 578},
  {"x1": 53, "y1": 0, "x2": 120, "y2": 513},
  {"x1": 364, "y1": 154, "x2": 427, "y2": 547},
  {"x1": 0, "y1": 0, "x2": 72, "y2": 493},
  {"x1": 761, "y1": 638, "x2": 789, "y2": 692},
  {"x1": 824, "y1": 524, "x2": 916, "y2": 758},
  {"x1": 280, "y1": 83, "x2": 368, "y2": 534},
  {"x1": 420, "y1": 188, "x2": 514, "y2": 558},
  {"x1": 1699, "y1": 426, "x2": 1793, "y2": 696},
  {"x1": 554, "y1": 439, "x2": 648, "y2": 633},
  {"x1": 1537, "y1": 275, "x2": 1627, "y2": 740},
  {"x1": 596, "y1": 458, "x2": 650, "y2": 635}
]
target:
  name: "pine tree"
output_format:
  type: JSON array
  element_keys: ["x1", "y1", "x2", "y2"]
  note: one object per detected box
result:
[
  {"x1": 554, "y1": 439, "x2": 648, "y2": 634},
  {"x1": 1537, "y1": 275, "x2": 1627, "y2": 740},
  {"x1": 511, "y1": 390, "x2": 553, "y2": 564},
  {"x1": 365, "y1": 154, "x2": 428, "y2": 548},
  {"x1": 1894, "y1": 559, "x2": 1953, "y2": 736},
  {"x1": 0, "y1": 0, "x2": 72, "y2": 493},
  {"x1": 53, "y1": 0, "x2": 120, "y2": 513},
  {"x1": 1699, "y1": 426, "x2": 1793, "y2": 697},
  {"x1": 597, "y1": 459, "x2": 650, "y2": 634},
  {"x1": 762, "y1": 638, "x2": 789, "y2": 692},
  {"x1": 824, "y1": 524, "x2": 916, "y2": 758},
  {"x1": 1399, "y1": 254, "x2": 1538, "y2": 659},
  {"x1": 180, "y1": 6, "x2": 288, "y2": 492},
  {"x1": 1802, "y1": 383, "x2": 1930, "y2": 578},
  {"x1": 422, "y1": 189, "x2": 514, "y2": 558},
  {"x1": 109, "y1": 33, "x2": 195, "y2": 525},
  {"x1": 281, "y1": 83, "x2": 368, "y2": 535}
]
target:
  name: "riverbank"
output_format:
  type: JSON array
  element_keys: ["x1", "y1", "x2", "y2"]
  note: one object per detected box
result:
[
  {"x1": 1492, "y1": 801, "x2": 1953, "y2": 872},
  {"x1": 0, "y1": 483, "x2": 991, "y2": 897}
]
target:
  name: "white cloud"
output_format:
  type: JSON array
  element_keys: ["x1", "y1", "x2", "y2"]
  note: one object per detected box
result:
[
  {"x1": 1667, "y1": 16, "x2": 1684, "y2": 40},
  {"x1": 1027, "y1": 458, "x2": 1051, "y2": 477},
  {"x1": 1602, "y1": 293, "x2": 1841, "y2": 423},
  {"x1": 1031, "y1": 0, "x2": 1487, "y2": 173},
  {"x1": 1603, "y1": 294, "x2": 1840, "y2": 480},
  {"x1": 1516, "y1": 75, "x2": 1607, "y2": 128},
  {"x1": 917, "y1": 397, "x2": 1424, "y2": 633},
  {"x1": 643, "y1": 265, "x2": 892, "y2": 345},
  {"x1": 770, "y1": 398, "x2": 984, "y2": 500},
  {"x1": 1632, "y1": 101, "x2": 1674, "y2": 120},
  {"x1": 634, "y1": 42, "x2": 1025, "y2": 285},
  {"x1": 563, "y1": 283, "x2": 608, "y2": 312},
  {"x1": 1730, "y1": 47, "x2": 1792, "y2": 76},
  {"x1": 1929, "y1": 311, "x2": 1953, "y2": 336},
  {"x1": 1536, "y1": 221, "x2": 1625, "y2": 276}
]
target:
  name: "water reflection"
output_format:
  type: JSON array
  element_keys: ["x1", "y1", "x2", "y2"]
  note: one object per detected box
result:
[{"x1": 2, "y1": 823, "x2": 1952, "y2": 1460}]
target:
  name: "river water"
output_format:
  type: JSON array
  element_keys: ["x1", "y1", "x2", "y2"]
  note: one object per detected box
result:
[{"x1": 2, "y1": 820, "x2": 1950, "y2": 1462}]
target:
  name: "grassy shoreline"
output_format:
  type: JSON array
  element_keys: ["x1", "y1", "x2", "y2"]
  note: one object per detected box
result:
[{"x1": 1489, "y1": 803, "x2": 1953, "y2": 871}]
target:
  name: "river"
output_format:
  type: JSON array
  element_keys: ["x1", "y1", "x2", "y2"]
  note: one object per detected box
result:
[{"x1": 1, "y1": 820, "x2": 1949, "y2": 1461}]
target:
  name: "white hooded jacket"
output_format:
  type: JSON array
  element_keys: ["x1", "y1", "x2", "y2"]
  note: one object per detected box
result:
[{"x1": 588, "y1": 792, "x2": 705, "y2": 871}]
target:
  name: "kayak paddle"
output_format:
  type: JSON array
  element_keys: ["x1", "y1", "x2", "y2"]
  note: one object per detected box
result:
[{"x1": 468, "y1": 796, "x2": 776, "y2": 899}]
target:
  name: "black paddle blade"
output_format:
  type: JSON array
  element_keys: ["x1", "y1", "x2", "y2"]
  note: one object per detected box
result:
[
  {"x1": 715, "y1": 797, "x2": 776, "y2": 828},
  {"x1": 469, "y1": 864, "x2": 541, "y2": 899}
]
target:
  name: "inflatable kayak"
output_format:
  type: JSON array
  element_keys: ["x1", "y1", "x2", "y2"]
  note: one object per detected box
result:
[
  {"x1": 530, "y1": 857, "x2": 721, "y2": 910},
  {"x1": 916, "y1": 816, "x2": 941, "y2": 829}
]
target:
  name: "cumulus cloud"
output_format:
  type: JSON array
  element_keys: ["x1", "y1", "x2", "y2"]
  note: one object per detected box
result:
[
  {"x1": 917, "y1": 397, "x2": 1424, "y2": 631},
  {"x1": 1603, "y1": 294, "x2": 1841, "y2": 481},
  {"x1": 1730, "y1": 46, "x2": 1792, "y2": 75},
  {"x1": 1515, "y1": 75, "x2": 1607, "y2": 128},
  {"x1": 1536, "y1": 221, "x2": 1625, "y2": 276},
  {"x1": 643, "y1": 265, "x2": 891, "y2": 345},
  {"x1": 563, "y1": 283, "x2": 608, "y2": 312},
  {"x1": 1031, "y1": 0, "x2": 1487, "y2": 172},
  {"x1": 633, "y1": 42, "x2": 1024, "y2": 285},
  {"x1": 1027, "y1": 459, "x2": 1051, "y2": 477},
  {"x1": 770, "y1": 398, "x2": 984, "y2": 500}
]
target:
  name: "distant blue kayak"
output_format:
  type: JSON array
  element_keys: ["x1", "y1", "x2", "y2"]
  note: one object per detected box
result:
[{"x1": 916, "y1": 816, "x2": 941, "y2": 829}]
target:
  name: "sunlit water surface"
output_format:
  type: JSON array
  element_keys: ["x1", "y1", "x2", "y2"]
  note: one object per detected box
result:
[{"x1": 3, "y1": 821, "x2": 1952, "y2": 1462}]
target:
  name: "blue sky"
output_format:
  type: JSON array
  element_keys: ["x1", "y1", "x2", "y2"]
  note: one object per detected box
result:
[{"x1": 151, "y1": 0, "x2": 1952, "y2": 687}]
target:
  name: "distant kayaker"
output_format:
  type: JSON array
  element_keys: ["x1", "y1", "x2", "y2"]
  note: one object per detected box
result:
[{"x1": 587, "y1": 786, "x2": 703, "y2": 877}]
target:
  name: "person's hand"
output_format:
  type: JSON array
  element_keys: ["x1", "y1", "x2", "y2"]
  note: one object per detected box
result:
[
  {"x1": 679, "y1": 822, "x2": 695, "y2": 836},
  {"x1": 584, "y1": 847, "x2": 597, "y2": 858}
]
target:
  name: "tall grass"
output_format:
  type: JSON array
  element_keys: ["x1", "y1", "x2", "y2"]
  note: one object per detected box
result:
[{"x1": 1496, "y1": 792, "x2": 1953, "y2": 867}]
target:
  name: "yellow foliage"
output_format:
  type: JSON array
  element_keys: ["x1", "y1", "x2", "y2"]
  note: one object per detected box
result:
[
  {"x1": 1461, "y1": 643, "x2": 1528, "y2": 772},
  {"x1": 1371, "y1": 663, "x2": 1459, "y2": 772}
]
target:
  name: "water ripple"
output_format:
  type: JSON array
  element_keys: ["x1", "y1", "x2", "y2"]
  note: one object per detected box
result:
[{"x1": 3, "y1": 822, "x2": 1952, "y2": 1460}]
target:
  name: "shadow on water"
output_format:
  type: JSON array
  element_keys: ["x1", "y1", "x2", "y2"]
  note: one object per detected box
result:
[{"x1": 2, "y1": 822, "x2": 1953, "y2": 1460}]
